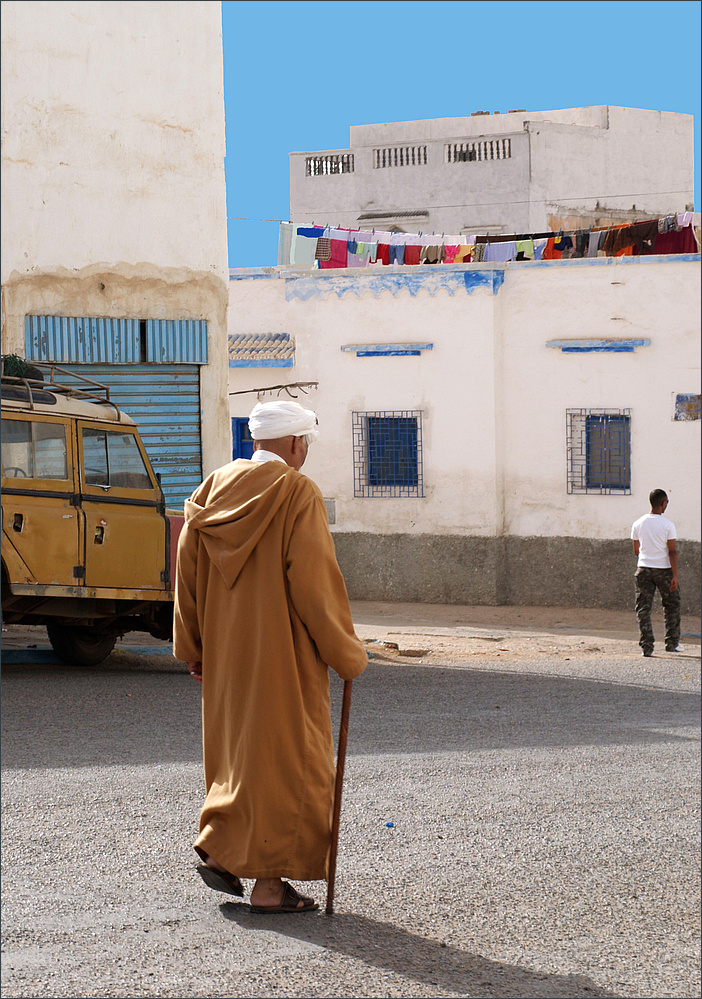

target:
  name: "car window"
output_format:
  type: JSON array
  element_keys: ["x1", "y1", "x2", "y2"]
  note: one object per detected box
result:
[
  {"x1": 1, "y1": 419, "x2": 68, "y2": 479},
  {"x1": 82, "y1": 427, "x2": 152, "y2": 489}
]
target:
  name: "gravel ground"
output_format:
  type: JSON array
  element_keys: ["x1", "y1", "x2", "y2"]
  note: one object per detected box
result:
[{"x1": 1, "y1": 604, "x2": 700, "y2": 998}]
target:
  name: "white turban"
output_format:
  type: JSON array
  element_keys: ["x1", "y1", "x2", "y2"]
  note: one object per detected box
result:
[{"x1": 248, "y1": 400, "x2": 319, "y2": 442}]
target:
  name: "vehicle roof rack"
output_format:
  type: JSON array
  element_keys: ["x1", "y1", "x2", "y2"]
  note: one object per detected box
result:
[{"x1": 1, "y1": 362, "x2": 122, "y2": 417}]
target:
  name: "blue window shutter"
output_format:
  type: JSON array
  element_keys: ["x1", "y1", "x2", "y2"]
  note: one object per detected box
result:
[
  {"x1": 146, "y1": 320, "x2": 208, "y2": 363},
  {"x1": 24, "y1": 316, "x2": 140, "y2": 363}
]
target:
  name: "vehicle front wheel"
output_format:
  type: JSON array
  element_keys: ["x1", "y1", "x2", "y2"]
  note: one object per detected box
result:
[{"x1": 46, "y1": 624, "x2": 116, "y2": 667}]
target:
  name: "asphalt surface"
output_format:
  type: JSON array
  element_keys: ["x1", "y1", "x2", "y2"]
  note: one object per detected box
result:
[{"x1": 1, "y1": 611, "x2": 700, "y2": 998}]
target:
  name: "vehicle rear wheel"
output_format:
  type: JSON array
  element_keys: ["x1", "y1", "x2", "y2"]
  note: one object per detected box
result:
[{"x1": 46, "y1": 624, "x2": 116, "y2": 667}]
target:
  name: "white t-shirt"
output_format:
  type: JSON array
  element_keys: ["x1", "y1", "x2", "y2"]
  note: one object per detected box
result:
[{"x1": 631, "y1": 513, "x2": 676, "y2": 568}]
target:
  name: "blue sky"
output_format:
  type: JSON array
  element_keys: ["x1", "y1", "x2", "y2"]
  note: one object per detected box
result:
[{"x1": 222, "y1": 0, "x2": 701, "y2": 268}]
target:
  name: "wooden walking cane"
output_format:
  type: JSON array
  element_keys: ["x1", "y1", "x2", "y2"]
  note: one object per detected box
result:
[{"x1": 326, "y1": 679, "x2": 353, "y2": 915}]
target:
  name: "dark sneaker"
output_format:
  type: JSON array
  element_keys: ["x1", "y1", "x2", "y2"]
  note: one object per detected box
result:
[
  {"x1": 641, "y1": 649, "x2": 653, "y2": 657},
  {"x1": 666, "y1": 644, "x2": 684, "y2": 653}
]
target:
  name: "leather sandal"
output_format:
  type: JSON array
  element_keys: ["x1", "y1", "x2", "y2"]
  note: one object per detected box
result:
[
  {"x1": 249, "y1": 882, "x2": 318, "y2": 914},
  {"x1": 196, "y1": 864, "x2": 244, "y2": 897}
]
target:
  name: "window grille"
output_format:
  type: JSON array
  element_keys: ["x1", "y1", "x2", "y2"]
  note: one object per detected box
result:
[
  {"x1": 566, "y1": 409, "x2": 631, "y2": 494},
  {"x1": 373, "y1": 146, "x2": 428, "y2": 168},
  {"x1": 305, "y1": 154, "x2": 354, "y2": 176},
  {"x1": 352, "y1": 411, "x2": 423, "y2": 498},
  {"x1": 444, "y1": 138, "x2": 511, "y2": 162}
]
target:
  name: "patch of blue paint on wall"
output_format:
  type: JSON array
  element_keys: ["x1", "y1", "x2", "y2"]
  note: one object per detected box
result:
[{"x1": 284, "y1": 268, "x2": 505, "y2": 302}]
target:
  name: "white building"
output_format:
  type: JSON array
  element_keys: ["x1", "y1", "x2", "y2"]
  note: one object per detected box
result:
[
  {"x1": 290, "y1": 107, "x2": 694, "y2": 238},
  {"x1": 1, "y1": 0, "x2": 230, "y2": 507},
  {"x1": 228, "y1": 253, "x2": 701, "y2": 612}
]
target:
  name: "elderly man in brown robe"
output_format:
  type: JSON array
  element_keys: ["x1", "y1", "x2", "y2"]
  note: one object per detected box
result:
[{"x1": 174, "y1": 400, "x2": 367, "y2": 913}]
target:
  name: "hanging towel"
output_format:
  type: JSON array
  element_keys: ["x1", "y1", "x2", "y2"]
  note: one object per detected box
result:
[
  {"x1": 291, "y1": 232, "x2": 319, "y2": 266},
  {"x1": 587, "y1": 231, "x2": 604, "y2": 257},
  {"x1": 454, "y1": 245, "x2": 472, "y2": 262},
  {"x1": 314, "y1": 237, "x2": 332, "y2": 261},
  {"x1": 652, "y1": 226, "x2": 698, "y2": 255},
  {"x1": 404, "y1": 245, "x2": 421, "y2": 265},
  {"x1": 484, "y1": 240, "x2": 517, "y2": 262},
  {"x1": 318, "y1": 238, "x2": 348, "y2": 268},
  {"x1": 443, "y1": 244, "x2": 459, "y2": 263},
  {"x1": 278, "y1": 222, "x2": 294, "y2": 265}
]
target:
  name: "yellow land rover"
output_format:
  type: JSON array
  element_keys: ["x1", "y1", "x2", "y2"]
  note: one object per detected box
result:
[{"x1": 1, "y1": 362, "x2": 184, "y2": 665}]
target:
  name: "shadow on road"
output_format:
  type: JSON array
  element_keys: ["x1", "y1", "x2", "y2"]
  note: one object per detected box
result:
[
  {"x1": 1, "y1": 662, "x2": 698, "y2": 770},
  {"x1": 220, "y1": 902, "x2": 622, "y2": 998}
]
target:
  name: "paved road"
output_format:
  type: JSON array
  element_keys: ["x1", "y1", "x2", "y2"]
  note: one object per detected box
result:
[{"x1": 1, "y1": 640, "x2": 699, "y2": 998}]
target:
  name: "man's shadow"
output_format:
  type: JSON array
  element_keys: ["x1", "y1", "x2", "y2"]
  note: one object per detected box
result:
[{"x1": 220, "y1": 902, "x2": 620, "y2": 998}]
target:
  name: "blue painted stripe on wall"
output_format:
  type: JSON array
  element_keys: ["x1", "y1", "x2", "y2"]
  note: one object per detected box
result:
[
  {"x1": 547, "y1": 338, "x2": 651, "y2": 353},
  {"x1": 357, "y1": 350, "x2": 422, "y2": 357},
  {"x1": 341, "y1": 343, "x2": 433, "y2": 352}
]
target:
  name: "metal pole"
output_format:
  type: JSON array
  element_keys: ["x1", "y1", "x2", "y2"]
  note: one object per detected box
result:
[{"x1": 325, "y1": 679, "x2": 353, "y2": 915}]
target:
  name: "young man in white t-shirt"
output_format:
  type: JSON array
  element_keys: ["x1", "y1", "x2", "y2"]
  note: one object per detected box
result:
[{"x1": 631, "y1": 489, "x2": 682, "y2": 657}]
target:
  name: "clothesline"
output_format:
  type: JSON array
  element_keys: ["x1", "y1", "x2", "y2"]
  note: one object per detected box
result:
[{"x1": 278, "y1": 213, "x2": 700, "y2": 268}]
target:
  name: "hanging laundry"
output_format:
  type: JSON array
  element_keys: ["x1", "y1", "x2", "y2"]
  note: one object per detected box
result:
[
  {"x1": 318, "y1": 238, "x2": 348, "y2": 268},
  {"x1": 314, "y1": 237, "x2": 332, "y2": 261},
  {"x1": 602, "y1": 225, "x2": 636, "y2": 256},
  {"x1": 291, "y1": 231, "x2": 319, "y2": 266},
  {"x1": 515, "y1": 238, "x2": 535, "y2": 260},
  {"x1": 541, "y1": 238, "x2": 561, "y2": 260},
  {"x1": 443, "y1": 244, "x2": 459, "y2": 263},
  {"x1": 587, "y1": 230, "x2": 605, "y2": 257},
  {"x1": 376, "y1": 242, "x2": 390, "y2": 265},
  {"x1": 278, "y1": 222, "x2": 294, "y2": 265},
  {"x1": 533, "y1": 239, "x2": 547, "y2": 260},
  {"x1": 629, "y1": 220, "x2": 659, "y2": 255},
  {"x1": 652, "y1": 225, "x2": 698, "y2": 255},
  {"x1": 388, "y1": 243, "x2": 406, "y2": 265},
  {"x1": 420, "y1": 245, "x2": 444, "y2": 264},
  {"x1": 484, "y1": 240, "x2": 517, "y2": 262},
  {"x1": 347, "y1": 239, "x2": 369, "y2": 268}
]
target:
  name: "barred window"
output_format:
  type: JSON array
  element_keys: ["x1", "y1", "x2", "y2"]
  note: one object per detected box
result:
[
  {"x1": 352, "y1": 411, "x2": 423, "y2": 498},
  {"x1": 373, "y1": 146, "x2": 428, "y2": 168},
  {"x1": 305, "y1": 154, "x2": 354, "y2": 176},
  {"x1": 445, "y1": 139, "x2": 511, "y2": 162},
  {"x1": 567, "y1": 409, "x2": 631, "y2": 494}
]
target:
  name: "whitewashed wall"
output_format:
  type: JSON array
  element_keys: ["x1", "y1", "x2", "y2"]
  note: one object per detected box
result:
[
  {"x1": 1, "y1": 0, "x2": 230, "y2": 473},
  {"x1": 230, "y1": 257, "x2": 700, "y2": 543}
]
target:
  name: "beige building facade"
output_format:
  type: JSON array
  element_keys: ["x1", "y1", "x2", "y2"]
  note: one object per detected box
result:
[{"x1": 1, "y1": 0, "x2": 230, "y2": 507}]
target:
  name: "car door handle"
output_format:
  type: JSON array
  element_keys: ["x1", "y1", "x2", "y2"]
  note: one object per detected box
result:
[
  {"x1": 12, "y1": 513, "x2": 24, "y2": 533},
  {"x1": 94, "y1": 525, "x2": 105, "y2": 544}
]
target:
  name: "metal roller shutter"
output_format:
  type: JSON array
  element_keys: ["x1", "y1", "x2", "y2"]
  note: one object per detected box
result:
[{"x1": 61, "y1": 364, "x2": 202, "y2": 509}]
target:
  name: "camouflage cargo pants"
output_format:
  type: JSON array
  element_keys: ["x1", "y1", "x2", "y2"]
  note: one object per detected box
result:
[{"x1": 634, "y1": 567, "x2": 681, "y2": 653}]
